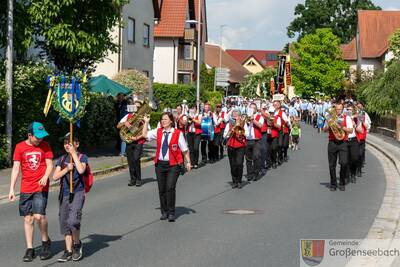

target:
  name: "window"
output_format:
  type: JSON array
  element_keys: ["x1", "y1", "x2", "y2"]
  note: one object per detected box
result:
[
  {"x1": 143, "y1": 23, "x2": 150, "y2": 47},
  {"x1": 266, "y1": 53, "x2": 278, "y2": 61},
  {"x1": 128, "y1": 18, "x2": 135, "y2": 43},
  {"x1": 143, "y1": 70, "x2": 149, "y2": 77}
]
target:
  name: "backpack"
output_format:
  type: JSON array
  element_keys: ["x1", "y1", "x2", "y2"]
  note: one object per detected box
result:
[
  {"x1": 291, "y1": 126, "x2": 300, "y2": 136},
  {"x1": 60, "y1": 153, "x2": 93, "y2": 193}
]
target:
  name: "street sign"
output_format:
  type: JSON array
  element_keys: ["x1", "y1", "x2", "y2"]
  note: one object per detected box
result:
[
  {"x1": 216, "y1": 73, "x2": 230, "y2": 79},
  {"x1": 216, "y1": 81, "x2": 229, "y2": 87},
  {"x1": 216, "y1": 67, "x2": 230, "y2": 75}
]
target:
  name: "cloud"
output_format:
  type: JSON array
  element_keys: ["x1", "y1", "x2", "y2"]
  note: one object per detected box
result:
[{"x1": 206, "y1": 0, "x2": 400, "y2": 51}]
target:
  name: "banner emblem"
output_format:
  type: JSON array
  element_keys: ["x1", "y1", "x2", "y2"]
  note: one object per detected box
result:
[{"x1": 301, "y1": 240, "x2": 325, "y2": 266}]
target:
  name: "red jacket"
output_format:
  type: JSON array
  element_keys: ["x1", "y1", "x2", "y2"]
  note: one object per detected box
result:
[
  {"x1": 328, "y1": 114, "x2": 348, "y2": 141},
  {"x1": 154, "y1": 128, "x2": 184, "y2": 166},
  {"x1": 227, "y1": 124, "x2": 246, "y2": 148}
]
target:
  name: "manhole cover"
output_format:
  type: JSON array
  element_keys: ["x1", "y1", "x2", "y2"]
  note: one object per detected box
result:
[{"x1": 223, "y1": 209, "x2": 263, "y2": 215}]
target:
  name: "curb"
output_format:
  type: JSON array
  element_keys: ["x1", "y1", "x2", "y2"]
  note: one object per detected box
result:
[
  {"x1": 346, "y1": 139, "x2": 400, "y2": 267},
  {"x1": 0, "y1": 156, "x2": 153, "y2": 203}
]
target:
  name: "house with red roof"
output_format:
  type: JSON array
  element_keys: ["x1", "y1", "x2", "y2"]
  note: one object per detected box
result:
[
  {"x1": 226, "y1": 49, "x2": 280, "y2": 74},
  {"x1": 153, "y1": 0, "x2": 207, "y2": 84},
  {"x1": 204, "y1": 43, "x2": 250, "y2": 95},
  {"x1": 341, "y1": 10, "x2": 400, "y2": 80}
]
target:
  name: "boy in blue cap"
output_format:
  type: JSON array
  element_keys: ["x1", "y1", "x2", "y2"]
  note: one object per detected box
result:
[{"x1": 9, "y1": 122, "x2": 53, "y2": 262}]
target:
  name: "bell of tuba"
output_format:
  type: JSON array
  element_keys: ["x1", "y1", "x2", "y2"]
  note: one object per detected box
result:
[
  {"x1": 327, "y1": 106, "x2": 345, "y2": 141},
  {"x1": 120, "y1": 102, "x2": 152, "y2": 144}
]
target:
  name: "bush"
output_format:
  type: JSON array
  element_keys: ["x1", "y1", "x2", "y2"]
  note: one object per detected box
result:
[
  {"x1": 0, "y1": 61, "x2": 119, "y2": 168},
  {"x1": 203, "y1": 91, "x2": 223, "y2": 110},
  {"x1": 153, "y1": 83, "x2": 196, "y2": 111},
  {"x1": 112, "y1": 69, "x2": 150, "y2": 95},
  {"x1": 150, "y1": 112, "x2": 162, "y2": 128}
]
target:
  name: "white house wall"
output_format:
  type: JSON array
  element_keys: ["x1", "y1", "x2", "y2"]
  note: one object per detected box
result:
[
  {"x1": 153, "y1": 38, "x2": 178, "y2": 84},
  {"x1": 359, "y1": 58, "x2": 382, "y2": 76},
  {"x1": 94, "y1": 0, "x2": 155, "y2": 79}
]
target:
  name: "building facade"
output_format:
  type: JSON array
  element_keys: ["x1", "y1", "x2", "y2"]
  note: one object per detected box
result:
[
  {"x1": 153, "y1": 0, "x2": 207, "y2": 84},
  {"x1": 93, "y1": 0, "x2": 160, "y2": 80},
  {"x1": 226, "y1": 49, "x2": 280, "y2": 74}
]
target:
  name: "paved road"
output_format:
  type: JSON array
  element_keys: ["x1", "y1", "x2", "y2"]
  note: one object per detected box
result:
[{"x1": 0, "y1": 125, "x2": 385, "y2": 267}]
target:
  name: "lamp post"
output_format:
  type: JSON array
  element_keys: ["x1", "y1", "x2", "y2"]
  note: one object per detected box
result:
[
  {"x1": 186, "y1": 0, "x2": 202, "y2": 111},
  {"x1": 5, "y1": 0, "x2": 13, "y2": 166}
]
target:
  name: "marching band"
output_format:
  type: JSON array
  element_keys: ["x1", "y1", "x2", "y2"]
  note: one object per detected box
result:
[{"x1": 117, "y1": 96, "x2": 372, "y2": 218}]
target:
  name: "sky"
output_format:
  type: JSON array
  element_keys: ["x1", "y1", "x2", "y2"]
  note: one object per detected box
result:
[{"x1": 206, "y1": 0, "x2": 400, "y2": 51}]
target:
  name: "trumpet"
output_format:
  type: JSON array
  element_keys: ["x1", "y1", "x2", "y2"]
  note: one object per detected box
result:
[{"x1": 241, "y1": 114, "x2": 253, "y2": 124}]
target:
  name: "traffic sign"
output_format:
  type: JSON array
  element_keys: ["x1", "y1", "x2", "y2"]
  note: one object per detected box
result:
[
  {"x1": 216, "y1": 68, "x2": 230, "y2": 75},
  {"x1": 216, "y1": 81, "x2": 229, "y2": 87}
]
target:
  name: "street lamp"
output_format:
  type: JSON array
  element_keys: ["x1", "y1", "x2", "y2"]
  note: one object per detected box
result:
[{"x1": 185, "y1": 0, "x2": 201, "y2": 111}]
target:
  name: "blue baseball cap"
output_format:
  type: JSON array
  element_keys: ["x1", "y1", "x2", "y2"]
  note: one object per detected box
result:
[{"x1": 28, "y1": 122, "x2": 49, "y2": 139}]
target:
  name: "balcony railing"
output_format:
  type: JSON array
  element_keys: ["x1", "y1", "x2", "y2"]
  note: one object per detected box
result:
[
  {"x1": 184, "y1": 28, "x2": 196, "y2": 41},
  {"x1": 178, "y1": 59, "x2": 195, "y2": 72}
]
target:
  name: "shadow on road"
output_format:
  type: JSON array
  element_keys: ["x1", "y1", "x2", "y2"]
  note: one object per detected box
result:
[
  {"x1": 141, "y1": 177, "x2": 157, "y2": 185},
  {"x1": 83, "y1": 234, "x2": 122, "y2": 258},
  {"x1": 175, "y1": 206, "x2": 196, "y2": 219},
  {"x1": 320, "y1": 182, "x2": 331, "y2": 189}
]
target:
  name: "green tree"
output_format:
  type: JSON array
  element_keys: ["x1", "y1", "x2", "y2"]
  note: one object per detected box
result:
[
  {"x1": 389, "y1": 28, "x2": 400, "y2": 61},
  {"x1": 0, "y1": 1, "x2": 34, "y2": 59},
  {"x1": 200, "y1": 63, "x2": 215, "y2": 96},
  {"x1": 357, "y1": 60, "x2": 400, "y2": 115},
  {"x1": 287, "y1": 0, "x2": 380, "y2": 43},
  {"x1": 27, "y1": 0, "x2": 127, "y2": 71},
  {"x1": 292, "y1": 28, "x2": 348, "y2": 97},
  {"x1": 240, "y1": 68, "x2": 276, "y2": 98}
]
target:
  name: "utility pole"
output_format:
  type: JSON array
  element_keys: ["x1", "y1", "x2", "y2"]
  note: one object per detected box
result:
[
  {"x1": 5, "y1": 0, "x2": 14, "y2": 166},
  {"x1": 215, "y1": 24, "x2": 227, "y2": 91},
  {"x1": 196, "y1": 0, "x2": 201, "y2": 111}
]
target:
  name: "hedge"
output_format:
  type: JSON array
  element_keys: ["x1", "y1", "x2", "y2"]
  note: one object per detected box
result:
[
  {"x1": 0, "y1": 61, "x2": 119, "y2": 168},
  {"x1": 153, "y1": 83, "x2": 196, "y2": 111}
]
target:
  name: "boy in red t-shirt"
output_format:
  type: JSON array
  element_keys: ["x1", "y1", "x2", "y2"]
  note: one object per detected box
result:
[{"x1": 8, "y1": 122, "x2": 54, "y2": 262}]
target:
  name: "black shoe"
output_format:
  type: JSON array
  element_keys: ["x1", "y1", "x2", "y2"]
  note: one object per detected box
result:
[
  {"x1": 128, "y1": 180, "x2": 135, "y2": 186},
  {"x1": 330, "y1": 186, "x2": 337, "y2": 191},
  {"x1": 339, "y1": 186, "x2": 345, "y2": 191},
  {"x1": 160, "y1": 213, "x2": 168, "y2": 220},
  {"x1": 237, "y1": 182, "x2": 243, "y2": 189},
  {"x1": 40, "y1": 238, "x2": 51, "y2": 260},
  {"x1": 72, "y1": 241, "x2": 83, "y2": 261},
  {"x1": 351, "y1": 175, "x2": 356, "y2": 184},
  {"x1": 283, "y1": 157, "x2": 288, "y2": 162},
  {"x1": 168, "y1": 214, "x2": 176, "y2": 222},
  {"x1": 356, "y1": 169, "x2": 362, "y2": 177},
  {"x1": 272, "y1": 164, "x2": 277, "y2": 169},
  {"x1": 58, "y1": 251, "x2": 72, "y2": 262},
  {"x1": 135, "y1": 180, "x2": 142, "y2": 187},
  {"x1": 23, "y1": 249, "x2": 35, "y2": 262},
  {"x1": 232, "y1": 183, "x2": 238, "y2": 189},
  {"x1": 247, "y1": 176, "x2": 254, "y2": 182}
]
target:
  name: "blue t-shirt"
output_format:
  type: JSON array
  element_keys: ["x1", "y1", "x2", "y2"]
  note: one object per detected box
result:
[{"x1": 56, "y1": 153, "x2": 88, "y2": 196}]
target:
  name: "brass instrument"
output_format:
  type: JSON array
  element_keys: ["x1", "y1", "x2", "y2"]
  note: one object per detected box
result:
[
  {"x1": 120, "y1": 102, "x2": 152, "y2": 144},
  {"x1": 326, "y1": 106, "x2": 345, "y2": 140},
  {"x1": 241, "y1": 114, "x2": 253, "y2": 124},
  {"x1": 229, "y1": 117, "x2": 245, "y2": 140},
  {"x1": 187, "y1": 116, "x2": 193, "y2": 124}
]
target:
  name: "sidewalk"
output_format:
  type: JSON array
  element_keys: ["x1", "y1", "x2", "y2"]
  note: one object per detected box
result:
[
  {"x1": 367, "y1": 133, "x2": 400, "y2": 173},
  {"x1": 0, "y1": 141, "x2": 156, "y2": 201}
]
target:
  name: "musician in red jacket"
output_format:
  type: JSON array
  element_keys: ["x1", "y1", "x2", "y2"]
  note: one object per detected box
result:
[
  {"x1": 117, "y1": 102, "x2": 147, "y2": 187},
  {"x1": 223, "y1": 110, "x2": 246, "y2": 189},
  {"x1": 244, "y1": 103, "x2": 264, "y2": 181},
  {"x1": 187, "y1": 106, "x2": 202, "y2": 169},
  {"x1": 323, "y1": 103, "x2": 353, "y2": 191},
  {"x1": 143, "y1": 112, "x2": 191, "y2": 222},
  {"x1": 355, "y1": 101, "x2": 371, "y2": 177}
]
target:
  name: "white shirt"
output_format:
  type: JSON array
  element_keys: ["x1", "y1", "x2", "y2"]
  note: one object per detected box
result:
[
  {"x1": 147, "y1": 127, "x2": 188, "y2": 161},
  {"x1": 244, "y1": 114, "x2": 264, "y2": 140}
]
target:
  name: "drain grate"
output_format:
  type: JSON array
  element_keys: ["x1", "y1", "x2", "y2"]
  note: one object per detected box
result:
[{"x1": 223, "y1": 209, "x2": 263, "y2": 215}]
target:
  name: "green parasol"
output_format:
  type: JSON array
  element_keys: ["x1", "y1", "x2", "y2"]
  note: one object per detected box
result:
[{"x1": 89, "y1": 75, "x2": 131, "y2": 96}]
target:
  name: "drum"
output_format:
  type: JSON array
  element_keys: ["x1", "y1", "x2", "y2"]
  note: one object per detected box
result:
[
  {"x1": 317, "y1": 114, "x2": 325, "y2": 128},
  {"x1": 201, "y1": 117, "x2": 214, "y2": 141}
]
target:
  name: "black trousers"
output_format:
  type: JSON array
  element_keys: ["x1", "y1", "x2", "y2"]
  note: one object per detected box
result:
[
  {"x1": 201, "y1": 139, "x2": 208, "y2": 162},
  {"x1": 126, "y1": 143, "x2": 143, "y2": 182},
  {"x1": 210, "y1": 133, "x2": 222, "y2": 161},
  {"x1": 219, "y1": 128, "x2": 226, "y2": 157},
  {"x1": 347, "y1": 138, "x2": 360, "y2": 177},
  {"x1": 187, "y1": 133, "x2": 201, "y2": 166},
  {"x1": 270, "y1": 137, "x2": 279, "y2": 164},
  {"x1": 358, "y1": 140, "x2": 366, "y2": 170},
  {"x1": 281, "y1": 133, "x2": 290, "y2": 159},
  {"x1": 155, "y1": 161, "x2": 180, "y2": 214},
  {"x1": 260, "y1": 133, "x2": 268, "y2": 169},
  {"x1": 246, "y1": 139, "x2": 261, "y2": 177},
  {"x1": 328, "y1": 140, "x2": 348, "y2": 187},
  {"x1": 266, "y1": 134, "x2": 273, "y2": 167},
  {"x1": 278, "y1": 132, "x2": 284, "y2": 162},
  {"x1": 227, "y1": 146, "x2": 245, "y2": 184}
]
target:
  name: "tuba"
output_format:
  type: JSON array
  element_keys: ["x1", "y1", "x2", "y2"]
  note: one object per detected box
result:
[
  {"x1": 326, "y1": 106, "x2": 345, "y2": 141},
  {"x1": 120, "y1": 102, "x2": 152, "y2": 144},
  {"x1": 230, "y1": 117, "x2": 246, "y2": 140}
]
